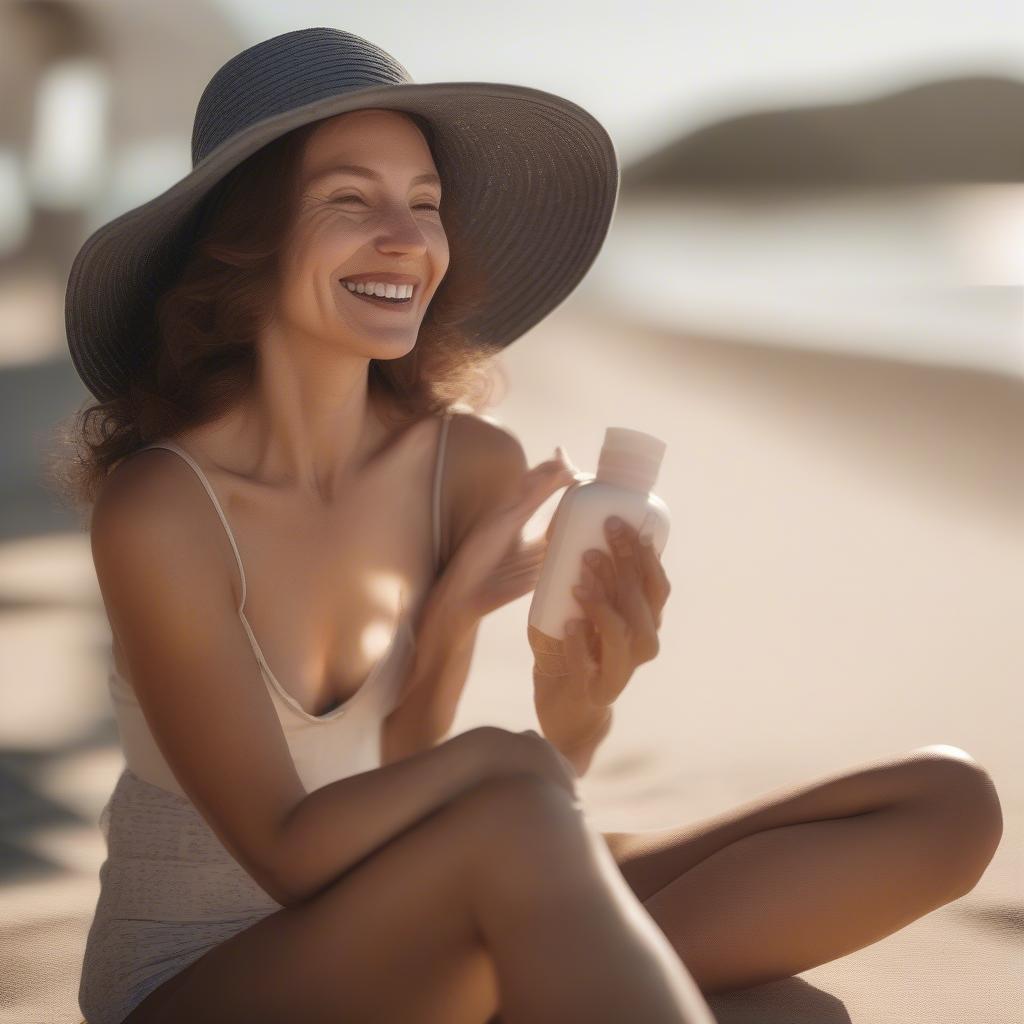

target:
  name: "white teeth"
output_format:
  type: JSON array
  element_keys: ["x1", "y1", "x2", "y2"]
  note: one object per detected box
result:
[{"x1": 341, "y1": 280, "x2": 414, "y2": 300}]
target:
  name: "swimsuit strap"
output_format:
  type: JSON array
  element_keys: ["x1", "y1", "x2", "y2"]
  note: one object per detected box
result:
[
  {"x1": 137, "y1": 440, "x2": 249, "y2": 612},
  {"x1": 141, "y1": 410, "x2": 455, "y2": 606}
]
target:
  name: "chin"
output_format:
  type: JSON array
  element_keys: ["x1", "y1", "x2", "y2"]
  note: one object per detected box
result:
[{"x1": 367, "y1": 338, "x2": 418, "y2": 361}]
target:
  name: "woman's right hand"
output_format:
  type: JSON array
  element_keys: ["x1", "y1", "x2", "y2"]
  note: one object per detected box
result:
[{"x1": 464, "y1": 726, "x2": 580, "y2": 799}]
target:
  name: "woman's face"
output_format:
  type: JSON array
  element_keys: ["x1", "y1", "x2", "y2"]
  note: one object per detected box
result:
[{"x1": 277, "y1": 108, "x2": 449, "y2": 361}]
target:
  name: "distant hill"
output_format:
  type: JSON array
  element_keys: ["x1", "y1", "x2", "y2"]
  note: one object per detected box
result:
[{"x1": 622, "y1": 75, "x2": 1024, "y2": 190}]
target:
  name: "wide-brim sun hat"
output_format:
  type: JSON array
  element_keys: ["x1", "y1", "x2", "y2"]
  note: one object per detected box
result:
[{"x1": 64, "y1": 25, "x2": 620, "y2": 404}]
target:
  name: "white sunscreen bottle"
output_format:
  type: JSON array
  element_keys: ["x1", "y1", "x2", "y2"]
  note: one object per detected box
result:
[{"x1": 528, "y1": 427, "x2": 670, "y2": 646}]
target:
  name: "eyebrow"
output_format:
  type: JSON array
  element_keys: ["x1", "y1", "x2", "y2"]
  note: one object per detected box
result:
[{"x1": 308, "y1": 163, "x2": 441, "y2": 189}]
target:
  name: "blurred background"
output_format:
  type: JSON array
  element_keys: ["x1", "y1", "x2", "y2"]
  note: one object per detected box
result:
[{"x1": 1, "y1": 2, "x2": 1021, "y2": 1022}]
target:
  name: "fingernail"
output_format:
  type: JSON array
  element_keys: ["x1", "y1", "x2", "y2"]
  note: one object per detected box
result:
[
  {"x1": 607, "y1": 516, "x2": 623, "y2": 533},
  {"x1": 565, "y1": 620, "x2": 578, "y2": 635}
]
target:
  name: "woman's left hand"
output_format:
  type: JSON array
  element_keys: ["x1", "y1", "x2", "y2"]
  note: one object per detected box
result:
[
  {"x1": 442, "y1": 448, "x2": 578, "y2": 623},
  {"x1": 529, "y1": 515, "x2": 671, "y2": 710}
]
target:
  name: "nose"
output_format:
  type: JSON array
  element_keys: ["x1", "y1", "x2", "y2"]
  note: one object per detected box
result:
[
  {"x1": 372, "y1": 218, "x2": 428, "y2": 258},
  {"x1": 372, "y1": 200, "x2": 432, "y2": 240}
]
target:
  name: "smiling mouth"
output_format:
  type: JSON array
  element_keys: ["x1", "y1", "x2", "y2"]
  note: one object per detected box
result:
[{"x1": 339, "y1": 282, "x2": 414, "y2": 309}]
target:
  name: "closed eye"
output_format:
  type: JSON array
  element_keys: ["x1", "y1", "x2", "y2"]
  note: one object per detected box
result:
[{"x1": 331, "y1": 195, "x2": 440, "y2": 212}]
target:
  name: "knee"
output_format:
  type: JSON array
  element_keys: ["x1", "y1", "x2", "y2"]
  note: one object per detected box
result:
[
  {"x1": 910, "y1": 743, "x2": 986, "y2": 771},
  {"x1": 907, "y1": 744, "x2": 1004, "y2": 892},
  {"x1": 907, "y1": 745, "x2": 1002, "y2": 822},
  {"x1": 452, "y1": 775, "x2": 591, "y2": 884},
  {"x1": 457, "y1": 774, "x2": 585, "y2": 837},
  {"x1": 451, "y1": 777, "x2": 605, "y2": 926}
]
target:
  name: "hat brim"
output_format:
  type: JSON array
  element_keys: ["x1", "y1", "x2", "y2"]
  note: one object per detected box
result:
[{"x1": 65, "y1": 81, "x2": 620, "y2": 403}]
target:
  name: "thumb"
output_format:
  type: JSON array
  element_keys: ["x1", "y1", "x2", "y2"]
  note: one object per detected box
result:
[
  {"x1": 522, "y1": 461, "x2": 574, "y2": 515},
  {"x1": 508, "y1": 449, "x2": 575, "y2": 522},
  {"x1": 554, "y1": 446, "x2": 582, "y2": 477},
  {"x1": 532, "y1": 447, "x2": 577, "y2": 488}
]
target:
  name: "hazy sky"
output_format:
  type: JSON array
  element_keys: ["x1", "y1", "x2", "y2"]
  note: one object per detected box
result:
[{"x1": 213, "y1": 0, "x2": 1024, "y2": 162}]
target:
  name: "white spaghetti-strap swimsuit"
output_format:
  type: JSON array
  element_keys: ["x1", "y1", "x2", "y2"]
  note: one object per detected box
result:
[{"x1": 79, "y1": 411, "x2": 454, "y2": 1024}]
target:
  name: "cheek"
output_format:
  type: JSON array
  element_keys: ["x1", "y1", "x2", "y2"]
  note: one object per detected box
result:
[
  {"x1": 431, "y1": 232, "x2": 451, "y2": 278},
  {"x1": 278, "y1": 256, "x2": 333, "y2": 318},
  {"x1": 322, "y1": 206, "x2": 361, "y2": 228},
  {"x1": 435, "y1": 222, "x2": 450, "y2": 254},
  {"x1": 301, "y1": 201, "x2": 364, "y2": 240}
]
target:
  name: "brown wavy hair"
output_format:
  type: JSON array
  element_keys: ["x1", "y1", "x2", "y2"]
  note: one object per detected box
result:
[{"x1": 47, "y1": 111, "x2": 505, "y2": 518}]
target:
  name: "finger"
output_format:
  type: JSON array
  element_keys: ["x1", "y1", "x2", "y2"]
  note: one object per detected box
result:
[
  {"x1": 502, "y1": 552, "x2": 546, "y2": 590},
  {"x1": 605, "y1": 520, "x2": 659, "y2": 662},
  {"x1": 485, "y1": 568, "x2": 543, "y2": 614},
  {"x1": 495, "y1": 534, "x2": 547, "y2": 579},
  {"x1": 493, "y1": 558, "x2": 543, "y2": 590},
  {"x1": 636, "y1": 532, "x2": 671, "y2": 628},
  {"x1": 578, "y1": 613, "x2": 601, "y2": 666},
  {"x1": 512, "y1": 461, "x2": 575, "y2": 523},
  {"x1": 573, "y1": 577, "x2": 602, "y2": 663},
  {"x1": 529, "y1": 451, "x2": 576, "y2": 491},
  {"x1": 563, "y1": 618, "x2": 598, "y2": 704},
  {"x1": 571, "y1": 575, "x2": 631, "y2": 706},
  {"x1": 581, "y1": 546, "x2": 617, "y2": 608},
  {"x1": 555, "y1": 445, "x2": 583, "y2": 478},
  {"x1": 584, "y1": 601, "x2": 632, "y2": 705}
]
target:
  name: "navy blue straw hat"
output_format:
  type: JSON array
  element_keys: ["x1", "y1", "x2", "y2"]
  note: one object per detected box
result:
[{"x1": 64, "y1": 26, "x2": 620, "y2": 403}]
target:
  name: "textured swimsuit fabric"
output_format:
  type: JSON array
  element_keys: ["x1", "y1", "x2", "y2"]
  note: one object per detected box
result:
[{"x1": 78, "y1": 768, "x2": 284, "y2": 1024}]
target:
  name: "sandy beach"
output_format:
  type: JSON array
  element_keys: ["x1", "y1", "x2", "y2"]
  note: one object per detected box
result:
[{"x1": 1, "y1": 293, "x2": 1020, "y2": 1022}]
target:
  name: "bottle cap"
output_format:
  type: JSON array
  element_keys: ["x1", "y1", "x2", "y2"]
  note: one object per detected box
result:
[{"x1": 596, "y1": 427, "x2": 666, "y2": 492}]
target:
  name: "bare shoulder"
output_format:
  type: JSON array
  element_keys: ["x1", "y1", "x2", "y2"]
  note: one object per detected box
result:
[
  {"x1": 90, "y1": 445, "x2": 237, "y2": 608},
  {"x1": 92, "y1": 447, "x2": 186, "y2": 548},
  {"x1": 445, "y1": 409, "x2": 527, "y2": 470},
  {"x1": 443, "y1": 411, "x2": 530, "y2": 553}
]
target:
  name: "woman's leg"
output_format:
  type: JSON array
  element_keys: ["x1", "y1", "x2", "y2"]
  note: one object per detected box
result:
[
  {"x1": 601, "y1": 745, "x2": 1003, "y2": 995},
  {"x1": 465, "y1": 777, "x2": 714, "y2": 1024},
  {"x1": 123, "y1": 774, "x2": 714, "y2": 1024}
]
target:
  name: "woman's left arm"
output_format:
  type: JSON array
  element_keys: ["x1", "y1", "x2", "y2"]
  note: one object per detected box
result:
[
  {"x1": 381, "y1": 418, "x2": 577, "y2": 761},
  {"x1": 380, "y1": 576, "x2": 480, "y2": 763},
  {"x1": 380, "y1": 429, "x2": 671, "y2": 774}
]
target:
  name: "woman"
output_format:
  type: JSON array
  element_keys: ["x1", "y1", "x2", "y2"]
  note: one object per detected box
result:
[
  {"x1": 61, "y1": 26, "x2": 717, "y2": 1024},
  {"x1": 60, "y1": 27, "x2": 1003, "y2": 1024}
]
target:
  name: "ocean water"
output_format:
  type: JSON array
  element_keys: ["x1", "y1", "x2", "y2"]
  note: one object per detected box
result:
[{"x1": 582, "y1": 185, "x2": 1024, "y2": 379}]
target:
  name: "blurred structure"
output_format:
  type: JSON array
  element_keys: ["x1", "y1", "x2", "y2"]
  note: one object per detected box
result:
[
  {"x1": 0, "y1": 0, "x2": 243, "y2": 528},
  {"x1": 0, "y1": 0, "x2": 243, "y2": 272}
]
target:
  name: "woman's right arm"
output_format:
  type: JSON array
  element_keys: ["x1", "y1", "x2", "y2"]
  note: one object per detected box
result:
[
  {"x1": 91, "y1": 452, "x2": 575, "y2": 911},
  {"x1": 272, "y1": 724, "x2": 577, "y2": 905}
]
